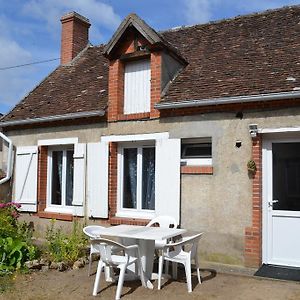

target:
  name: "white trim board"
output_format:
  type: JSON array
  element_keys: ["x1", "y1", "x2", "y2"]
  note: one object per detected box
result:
[
  {"x1": 38, "y1": 137, "x2": 78, "y2": 146},
  {"x1": 259, "y1": 127, "x2": 300, "y2": 134},
  {"x1": 101, "y1": 132, "x2": 169, "y2": 142}
]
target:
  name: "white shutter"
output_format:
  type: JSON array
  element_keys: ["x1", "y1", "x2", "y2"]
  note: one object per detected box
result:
[
  {"x1": 124, "y1": 59, "x2": 151, "y2": 114},
  {"x1": 155, "y1": 138, "x2": 181, "y2": 223},
  {"x1": 72, "y1": 143, "x2": 86, "y2": 216},
  {"x1": 87, "y1": 142, "x2": 109, "y2": 218},
  {"x1": 15, "y1": 146, "x2": 38, "y2": 212}
]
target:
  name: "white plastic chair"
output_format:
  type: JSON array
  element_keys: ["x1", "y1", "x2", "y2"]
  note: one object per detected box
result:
[
  {"x1": 146, "y1": 216, "x2": 178, "y2": 249},
  {"x1": 157, "y1": 232, "x2": 203, "y2": 293},
  {"x1": 83, "y1": 225, "x2": 106, "y2": 276},
  {"x1": 146, "y1": 216, "x2": 179, "y2": 274},
  {"x1": 91, "y1": 238, "x2": 146, "y2": 300}
]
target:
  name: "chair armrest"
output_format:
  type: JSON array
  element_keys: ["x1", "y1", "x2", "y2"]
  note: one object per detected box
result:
[{"x1": 125, "y1": 244, "x2": 139, "y2": 250}]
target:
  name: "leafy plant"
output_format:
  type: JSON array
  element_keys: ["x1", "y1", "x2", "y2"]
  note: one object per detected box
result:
[
  {"x1": 45, "y1": 219, "x2": 87, "y2": 264},
  {"x1": 0, "y1": 237, "x2": 36, "y2": 274},
  {"x1": 0, "y1": 202, "x2": 37, "y2": 275},
  {"x1": 0, "y1": 202, "x2": 20, "y2": 239}
]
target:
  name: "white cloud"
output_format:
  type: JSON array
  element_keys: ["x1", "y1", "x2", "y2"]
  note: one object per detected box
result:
[
  {"x1": 182, "y1": 0, "x2": 300, "y2": 26},
  {"x1": 183, "y1": 0, "x2": 213, "y2": 25},
  {"x1": 22, "y1": 0, "x2": 121, "y2": 42},
  {"x1": 0, "y1": 16, "x2": 32, "y2": 110}
]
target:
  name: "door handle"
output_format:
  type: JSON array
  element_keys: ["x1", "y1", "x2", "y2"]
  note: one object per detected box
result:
[{"x1": 268, "y1": 199, "x2": 279, "y2": 207}]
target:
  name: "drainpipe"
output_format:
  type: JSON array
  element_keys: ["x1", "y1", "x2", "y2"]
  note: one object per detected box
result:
[{"x1": 0, "y1": 132, "x2": 13, "y2": 185}]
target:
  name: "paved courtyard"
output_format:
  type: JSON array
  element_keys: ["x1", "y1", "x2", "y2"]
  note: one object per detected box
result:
[{"x1": 1, "y1": 262, "x2": 300, "y2": 300}]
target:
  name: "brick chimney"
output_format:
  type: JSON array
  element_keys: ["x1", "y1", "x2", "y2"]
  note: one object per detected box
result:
[{"x1": 60, "y1": 12, "x2": 91, "y2": 65}]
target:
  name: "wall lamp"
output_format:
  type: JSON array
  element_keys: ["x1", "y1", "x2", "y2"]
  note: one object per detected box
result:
[{"x1": 249, "y1": 124, "x2": 258, "y2": 138}]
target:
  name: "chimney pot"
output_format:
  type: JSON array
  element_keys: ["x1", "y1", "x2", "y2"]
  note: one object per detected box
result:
[{"x1": 60, "y1": 11, "x2": 91, "y2": 65}]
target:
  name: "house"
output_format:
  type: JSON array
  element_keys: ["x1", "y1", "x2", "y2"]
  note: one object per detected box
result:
[{"x1": 1, "y1": 6, "x2": 300, "y2": 269}]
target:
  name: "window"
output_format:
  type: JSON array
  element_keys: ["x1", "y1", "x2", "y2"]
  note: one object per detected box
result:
[
  {"x1": 181, "y1": 138, "x2": 212, "y2": 166},
  {"x1": 124, "y1": 59, "x2": 151, "y2": 114},
  {"x1": 47, "y1": 146, "x2": 74, "y2": 212},
  {"x1": 118, "y1": 143, "x2": 155, "y2": 218}
]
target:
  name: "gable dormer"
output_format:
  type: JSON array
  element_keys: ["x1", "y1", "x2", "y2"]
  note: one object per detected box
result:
[{"x1": 104, "y1": 14, "x2": 187, "y2": 121}]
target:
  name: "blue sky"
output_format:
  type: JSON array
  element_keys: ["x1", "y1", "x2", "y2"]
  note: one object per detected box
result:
[{"x1": 0, "y1": 0, "x2": 299, "y2": 115}]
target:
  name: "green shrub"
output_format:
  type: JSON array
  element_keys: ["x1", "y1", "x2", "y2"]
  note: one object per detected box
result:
[
  {"x1": 45, "y1": 219, "x2": 87, "y2": 264},
  {"x1": 0, "y1": 202, "x2": 37, "y2": 275}
]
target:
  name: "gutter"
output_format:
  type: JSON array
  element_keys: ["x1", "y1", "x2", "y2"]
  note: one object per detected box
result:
[
  {"x1": 155, "y1": 91, "x2": 300, "y2": 110},
  {"x1": 0, "y1": 132, "x2": 13, "y2": 185},
  {"x1": 0, "y1": 110, "x2": 105, "y2": 128}
]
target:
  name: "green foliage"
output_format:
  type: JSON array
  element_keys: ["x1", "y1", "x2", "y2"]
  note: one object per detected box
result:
[
  {"x1": 0, "y1": 202, "x2": 20, "y2": 239},
  {"x1": 0, "y1": 237, "x2": 36, "y2": 274},
  {"x1": 0, "y1": 202, "x2": 37, "y2": 275},
  {"x1": 45, "y1": 219, "x2": 87, "y2": 264}
]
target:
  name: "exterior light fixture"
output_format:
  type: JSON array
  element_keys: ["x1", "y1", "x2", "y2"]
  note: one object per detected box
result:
[{"x1": 249, "y1": 124, "x2": 258, "y2": 138}]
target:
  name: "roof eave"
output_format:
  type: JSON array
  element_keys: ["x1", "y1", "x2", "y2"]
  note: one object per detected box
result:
[
  {"x1": 155, "y1": 91, "x2": 300, "y2": 110},
  {"x1": 0, "y1": 110, "x2": 105, "y2": 128}
]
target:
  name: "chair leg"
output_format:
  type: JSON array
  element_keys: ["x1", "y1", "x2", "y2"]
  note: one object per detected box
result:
[
  {"x1": 172, "y1": 262, "x2": 178, "y2": 279},
  {"x1": 195, "y1": 256, "x2": 201, "y2": 284},
  {"x1": 88, "y1": 252, "x2": 92, "y2": 276},
  {"x1": 115, "y1": 265, "x2": 126, "y2": 300},
  {"x1": 93, "y1": 260, "x2": 104, "y2": 296},
  {"x1": 158, "y1": 255, "x2": 164, "y2": 290},
  {"x1": 184, "y1": 258, "x2": 192, "y2": 293},
  {"x1": 137, "y1": 260, "x2": 146, "y2": 288}
]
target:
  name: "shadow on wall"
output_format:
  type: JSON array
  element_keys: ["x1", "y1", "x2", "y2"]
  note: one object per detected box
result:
[{"x1": 0, "y1": 181, "x2": 12, "y2": 202}]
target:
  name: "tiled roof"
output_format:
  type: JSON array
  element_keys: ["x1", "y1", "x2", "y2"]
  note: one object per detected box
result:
[
  {"x1": 2, "y1": 5, "x2": 300, "y2": 122},
  {"x1": 2, "y1": 46, "x2": 108, "y2": 122},
  {"x1": 160, "y1": 6, "x2": 300, "y2": 103}
]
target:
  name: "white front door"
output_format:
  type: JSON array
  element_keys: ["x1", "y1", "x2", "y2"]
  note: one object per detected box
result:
[{"x1": 263, "y1": 139, "x2": 300, "y2": 267}]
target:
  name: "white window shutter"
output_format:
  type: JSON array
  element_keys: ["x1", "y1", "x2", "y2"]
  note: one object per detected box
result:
[
  {"x1": 87, "y1": 142, "x2": 109, "y2": 218},
  {"x1": 15, "y1": 146, "x2": 38, "y2": 212},
  {"x1": 72, "y1": 143, "x2": 86, "y2": 216},
  {"x1": 124, "y1": 59, "x2": 151, "y2": 114},
  {"x1": 155, "y1": 138, "x2": 181, "y2": 224}
]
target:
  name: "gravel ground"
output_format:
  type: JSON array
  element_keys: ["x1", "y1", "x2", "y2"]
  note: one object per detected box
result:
[{"x1": 1, "y1": 263, "x2": 300, "y2": 300}]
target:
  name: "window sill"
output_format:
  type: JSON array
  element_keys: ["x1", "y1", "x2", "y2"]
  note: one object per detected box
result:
[
  {"x1": 110, "y1": 217, "x2": 150, "y2": 226},
  {"x1": 117, "y1": 112, "x2": 150, "y2": 121},
  {"x1": 45, "y1": 207, "x2": 74, "y2": 215},
  {"x1": 38, "y1": 211, "x2": 73, "y2": 221},
  {"x1": 181, "y1": 165, "x2": 213, "y2": 175}
]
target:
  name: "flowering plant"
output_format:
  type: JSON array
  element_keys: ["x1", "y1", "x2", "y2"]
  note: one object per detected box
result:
[
  {"x1": 0, "y1": 202, "x2": 37, "y2": 274},
  {"x1": 0, "y1": 202, "x2": 21, "y2": 238}
]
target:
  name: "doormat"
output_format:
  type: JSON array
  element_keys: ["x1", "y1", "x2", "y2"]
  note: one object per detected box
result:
[{"x1": 254, "y1": 264, "x2": 300, "y2": 282}]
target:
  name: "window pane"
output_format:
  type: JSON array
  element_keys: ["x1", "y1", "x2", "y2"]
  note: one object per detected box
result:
[
  {"x1": 51, "y1": 151, "x2": 63, "y2": 205},
  {"x1": 273, "y1": 143, "x2": 300, "y2": 211},
  {"x1": 142, "y1": 148, "x2": 155, "y2": 210},
  {"x1": 65, "y1": 150, "x2": 74, "y2": 206},
  {"x1": 123, "y1": 148, "x2": 137, "y2": 209},
  {"x1": 182, "y1": 143, "x2": 211, "y2": 158}
]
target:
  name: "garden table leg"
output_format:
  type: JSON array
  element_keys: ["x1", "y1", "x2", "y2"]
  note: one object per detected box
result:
[{"x1": 119, "y1": 238, "x2": 155, "y2": 289}]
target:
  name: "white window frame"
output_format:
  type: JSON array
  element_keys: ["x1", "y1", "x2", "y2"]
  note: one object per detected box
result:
[
  {"x1": 46, "y1": 145, "x2": 74, "y2": 214},
  {"x1": 117, "y1": 141, "x2": 156, "y2": 219},
  {"x1": 181, "y1": 138, "x2": 212, "y2": 166}
]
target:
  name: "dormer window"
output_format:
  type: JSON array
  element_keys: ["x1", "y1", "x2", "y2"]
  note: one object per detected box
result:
[{"x1": 124, "y1": 59, "x2": 151, "y2": 114}]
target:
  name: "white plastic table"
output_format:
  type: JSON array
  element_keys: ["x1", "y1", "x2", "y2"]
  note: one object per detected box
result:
[{"x1": 93, "y1": 224, "x2": 186, "y2": 288}]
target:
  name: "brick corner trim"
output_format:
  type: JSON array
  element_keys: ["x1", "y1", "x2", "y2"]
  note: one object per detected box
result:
[{"x1": 244, "y1": 135, "x2": 262, "y2": 267}]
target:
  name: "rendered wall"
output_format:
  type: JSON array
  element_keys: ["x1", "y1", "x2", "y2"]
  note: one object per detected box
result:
[{"x1": 5, "y1": 105, "x2": 300, "y2": 266}]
